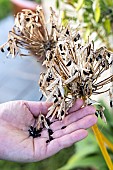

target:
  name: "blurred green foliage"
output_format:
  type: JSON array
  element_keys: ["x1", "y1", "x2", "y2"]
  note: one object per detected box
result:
[
  {"x1": 58, "y1": 101, "x2": 113, "y2": 170},
  {"x1": 0, "y1": 0, "x2": 12, "y2": 20},
  {"x1": 56, "y1": 0, "x2": 113, "y2": 50},
  {"x1": 0, "y1": 145, "x2": 74, "y2": 170},
  {"x1": 35, "y1": 0, "x2": 42, "y2": 3},
  {"x1": 30, "y1": 0, "x2": 42, "y2": 3}
]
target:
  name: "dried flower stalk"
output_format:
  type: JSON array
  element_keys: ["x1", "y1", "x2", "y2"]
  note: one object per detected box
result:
[
  {"x1": 0, "y1": 6, "x2": 113, "y2": 122},
  {"x1": 0, "y1": 6, "x2": 56, "y2": 61},
  {"x1": 92, "y1": 124, "x2": 113, "y2": 170},
  {"x1": 39, "y1": 31, "x2": 113, "y2": 122}
]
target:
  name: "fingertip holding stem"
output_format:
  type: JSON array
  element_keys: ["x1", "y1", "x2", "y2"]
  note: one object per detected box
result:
[
  {"x1": 91, "y1": 115, "x2": 98, "y2": 126},
  {"x1": 68, "y1": 98, "x2": 84, "y2": 113}
]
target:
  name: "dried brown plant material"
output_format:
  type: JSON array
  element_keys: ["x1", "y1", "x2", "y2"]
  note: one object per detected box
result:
[
  {"x1": 40, "y1": 39, "x2": 113, "y2": 122},
  {"x1": 0, "y1": 6, "x2": 57, "y2": 61},
  {"x1": 0, "y1": 6, "x2": 113, "y2": 127}
]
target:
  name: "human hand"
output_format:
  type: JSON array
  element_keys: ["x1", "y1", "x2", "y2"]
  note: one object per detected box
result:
[{"x1": 0, "y1": 99, "x2": 97, "y2": 162}]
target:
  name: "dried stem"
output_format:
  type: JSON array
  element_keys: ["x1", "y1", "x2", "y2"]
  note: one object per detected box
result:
[{"x1": 92, "y1": 125, "x2": 113, "y2": 170}]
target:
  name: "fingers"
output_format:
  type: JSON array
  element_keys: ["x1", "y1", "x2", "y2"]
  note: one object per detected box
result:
[
  {"x1": 52, "y1": 115, "x2": 97, "y2": 138},
  {"x1": 23, "y1": 98, "x2": 83, "y2": 119},
  {"x1": 25, "y1": 98, "x2": 83, "y2": 117},
  {"x1": 50, "y1": 105, "x2": 96, "y2": 131},
  {"x1": 65, "y1": 105, "x2": 96, "y2": 125},
  {"x1": 46, "y1": 129, "x2": 88, "y2": 157},
  {"x1": 68, "y1": 98, "x2": 84, "y2": 113},
  {"x1": 24, "y1": 101, "x2": 52, "y2": 117}
]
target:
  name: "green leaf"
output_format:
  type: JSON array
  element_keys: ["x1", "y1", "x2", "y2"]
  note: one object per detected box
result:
[
  {"x1": 83, "y1": 27, "x2": 91, "y2": 41},
  {"x1": 76, "y1": 0, "x2": 84, "y2": 11},
  {"x1": 35, "y1": 0, "x2": 41, "y2": 3},
  {"x1": 105, "y1": 0, "x2": 113, "y2": 6},
  {"x1": 58, "y1": 136, "x2": 98, "y2": 170},
  {"x1": 58, "y1": 155, "x2": 106, "y2": 170},
  {"x1": 93, "y1": 0, "x2": 101, "y2": 22},
  {"x1": 103, "y1": 18, "x2": 111, "y2": 34},
  {"x1": 56, "y1": 0, "x2": 60, "y2": 9}
]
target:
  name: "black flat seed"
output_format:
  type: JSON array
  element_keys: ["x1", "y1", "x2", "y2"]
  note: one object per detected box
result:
[
  {"x1": 46, "y1": 140, "x2": 50, "y2": 143},
  {"x1": 47, "y1": 48, "x2": 51, "y2": 51},
  {"x1": 30, "y1": 126, "x2": 34, "y2": 130},
  {"x1": 108, "y1": 53, "x2": 110, "y2": 57},
  {"x1": 39, "y1": 82, "x2": 42, "y2": 87},
  {"x1": 49, "y1": 136, "x2": 54, "y2": 141},
  {"x1": 83, "y1": 70, "x2": 89, "y2": 75},
  {"x1": 73, "y1": 70, "x2": 78, "y2": 75},
  {"x1": 66, "y1": 29, "x2": 69, "y2": 35},
  {"x1": 40, "y1": 94, "x2": 44, "y2": 101},
  {"x1": 102, "y1": 63, "x2": 105, "y2": 67},
  {"x1": 26, "y1": 18, "x2": 30, "y2": 22},
  {"x1": 37, "y1": 134, "x2": 41, "y2": 137},
  {"x1": 88, "y1": 103, "x2": 92, "y2": 105},
  {"x1": 1, "y1": 48, "x2": 4, "y2": 52},
  {"x1": 98, "y1": 54, "x2": 102, "y2": 59},
  {"x1": 110, "y1": 100, "x2": 112, "y2": 107},
  {"x1": 54, "y1": 97, "x2": 58, "y2": 103},
  {"x1": 99, "y1": 112, "x2": 103, "y2": 119},
  {"x1": 52, "y1": 25, "x2": 56, "y2": 28},
  {"x1": 74, "y1": 34, "x2": 80, "y2": 42},
  {"x1": 46, "y1": 118, "x2": 52, "y2": 126},
  {"x1": 61, "y1": 52, "x2": 65, "y2": 55},
  {"x1": 89, "y1": 58, "x2": 92, "y2": 63},
  {"x1": 58, "y1": 89, "x2": 62, "y2": 97},
  {"x1": 34, "y1": 133, "x2": 41, "y2": 138},
  {"x1": 48, "y1": 129, "x2": 53, "y2": 135},
  {"x1": 46, "y1": 77, "x2": 51, "y2": 82},
  {"x1": 96, "y1": 57, "x2": 99, "y2": 61},
  {"x1": 61, "y1": 110, "x2": 64, "y2": 116},
  {"x1": 74, "y1": 37, "x2": 77, "y2": 42},
  {"x1": 7, "y1": 47, "x2": 10, "y2": 51},
  {"x1": 41, "y1": 116, "x2": 44, "y2": 120},
  {"x1": 49, "y1": 53, "x2": 52, "y2": 60},
  {"x1": 59, "y1": 44, "x2": 63, "y2": 51},
  {"x1": 37, "y1": 128, "x2": 42, "y2": 133},
  {"x1": 33, "y1": 127, "x2": 37, "y2": 132},
  {"x1": 66, "y1": 60, "x2": 71, "y2": 66},
  {"x1": 61, "y1": 126, "x2": 66, "y2": 129},
  {"x1": 89, "y1": 69, "x2": 93, "y2": 74},
  {"x1": 28, "y1": 126, "x2": 42, "y2": 138},
  {"x1": 95, "y1": 111, "x2": 98, "y2": 117},
  {"x1": 77, "y1": 33, "x2": 80, "y2": 39}
]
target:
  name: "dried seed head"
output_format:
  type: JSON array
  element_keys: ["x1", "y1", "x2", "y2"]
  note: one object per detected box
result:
[
  {"x1": 0, "y1": 6, "x2": 113, "y2": 123},
  {"x1": 0, "y1": 6, "x2": 58, "y2": 61},
  {"x1": 36, "y1": 8, "x2": 113, "y2": 121}
]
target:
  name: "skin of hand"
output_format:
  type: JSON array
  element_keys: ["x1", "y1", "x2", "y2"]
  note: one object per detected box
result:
[{"x1": 0, "y1": 99, "x2": 97, "y2": 162}]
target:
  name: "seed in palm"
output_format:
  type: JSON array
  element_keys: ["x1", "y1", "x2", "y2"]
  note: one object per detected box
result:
[{"x1": 28, "y1": 126, "x2": 42, "y2": 138}]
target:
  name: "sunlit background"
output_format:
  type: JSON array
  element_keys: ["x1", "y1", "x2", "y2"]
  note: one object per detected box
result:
[{"x1": 0, "y1": 0, "x2": 113, "y2": 170}]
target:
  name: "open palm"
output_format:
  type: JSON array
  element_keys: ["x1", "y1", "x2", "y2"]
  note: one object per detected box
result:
[{"x1": 0, "y1": 99, "x2": 97, "y2": 162}]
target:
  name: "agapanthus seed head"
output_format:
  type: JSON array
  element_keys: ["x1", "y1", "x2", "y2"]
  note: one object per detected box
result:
[{"x1": 0, "y1": 6, "x2": 113, "y2": 126}]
